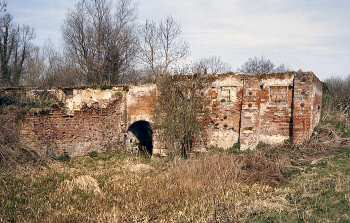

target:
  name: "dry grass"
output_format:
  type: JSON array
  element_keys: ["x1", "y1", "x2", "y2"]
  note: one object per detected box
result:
[
  {"x1": 1, "y1": 142, "x2": 350, "y2": 223},
  {"x1": 0, "y1": 151, "x2": 290, "y2": 223}
]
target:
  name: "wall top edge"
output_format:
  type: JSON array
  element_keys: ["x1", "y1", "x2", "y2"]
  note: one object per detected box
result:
[{"x1": 0, "y1": 72, "x2": 322, "y2": 92}]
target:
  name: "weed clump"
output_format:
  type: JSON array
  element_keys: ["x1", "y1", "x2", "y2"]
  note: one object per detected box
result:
[
  {"x1": 228, "y1": 142, "x2": 241, "y2": 154},
  {"x1": 88, "y1": 151, "x2": 98, "y2": 159},
  {"x1": 55, "y1": 152, "x2": 71, "y2": 162}
]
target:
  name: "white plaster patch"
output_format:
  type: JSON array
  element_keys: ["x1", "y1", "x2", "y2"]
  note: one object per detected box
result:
[
  {"x1": 240, "y1": 144, "x2": 252, "y2": 151},
  {"x1": 64, "y1": 87, "x2": 124, "y2": 114},
  {"x1": 208, "y1": 129, "x2": 239, "y2": 149},
  {"x1": 240, "y1": 135, "x2": 259, "y2": 151},
  {"x1": 259, "y1": 134, "x2": 289, "y2": 145}
]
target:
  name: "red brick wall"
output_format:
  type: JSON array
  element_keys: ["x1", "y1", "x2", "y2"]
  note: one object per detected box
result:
[
  {"x1": 19, "y1": 97, "x2": 126, "y2": 157},
  {"x1": 1, "y1": 72, "x2": 323, "y2": 157},
  {"x1": 292, "y1": 73, "x2": 322, "y2": 144},
  {"x1": 258, "y1": 74, "x2": 294, "y2": 146},
  {"x1": 205, "y1": 75, "x2": 243, "y2": 149},
  {"x1": 206, "y1": 72, "x2": 320, "y2": 150}
]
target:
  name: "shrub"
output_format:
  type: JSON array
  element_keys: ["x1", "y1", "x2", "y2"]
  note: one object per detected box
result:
[
  {"x1": 324, "y1": 75, "x2": 350, "y2": 117},
  {"x1": 55, "y1": 152, "x2": 71, "y2": 162},
  {"x1": 228, "y1": 142, "x2": 241, "y2": 154},
  {"x1": 88, "y1": 151, "x2": 98, "y2": 159},
  {"x1": 155, "y1": 75, "x2": 209, "y2": 159}
]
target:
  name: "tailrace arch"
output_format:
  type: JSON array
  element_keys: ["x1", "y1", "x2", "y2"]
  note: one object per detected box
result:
[{"x1": 127, "y1": 120, "x2": 153, "y2": 155}]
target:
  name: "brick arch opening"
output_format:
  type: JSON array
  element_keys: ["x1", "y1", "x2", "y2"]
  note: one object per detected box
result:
[{"x1": 127, "y1": 120, "x2": 153, "y2": 155}]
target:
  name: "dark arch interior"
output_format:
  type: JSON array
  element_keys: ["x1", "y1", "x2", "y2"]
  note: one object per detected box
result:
[{"x1": 128, "y1": 120, "x2": 153, "y2": 155}]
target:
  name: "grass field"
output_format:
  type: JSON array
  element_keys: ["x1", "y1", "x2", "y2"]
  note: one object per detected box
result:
[{"x1": 1, "y1": 142, "x2": 349, "y2": 223}]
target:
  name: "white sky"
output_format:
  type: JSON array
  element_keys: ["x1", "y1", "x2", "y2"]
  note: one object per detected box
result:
[{"x1": 9, "y1": 0, "x2": 350, "y2": 80}]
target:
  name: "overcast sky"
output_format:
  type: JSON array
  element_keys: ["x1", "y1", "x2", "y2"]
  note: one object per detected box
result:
[{"x1": 9, "y1": 0, "x2": 350, "y2": 80}]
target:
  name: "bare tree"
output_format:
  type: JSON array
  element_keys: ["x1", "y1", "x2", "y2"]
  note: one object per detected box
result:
[
  {"x1": 63, "y1": 0, "x2": 138, "y2": 86},
  {"x1": 273, "y1": 64, "x2": 289, "y2": 73},
  {"x1": 22, "y1": 46, "x2": 44, "y2": 86},
  {"x1": 22, "y1": 39, "x2": 84, "y2": 88},
  {"x1": 324, "y1": 75, "x2": 350, "y2": 116},
  {"x1": 41, "y1": 41, "x2": 84, "y2": 88},
  {"x1": 155, "y1": 75, "x2": 208, "y2": 159},
  {"x1": 193, "y1": 56, "x2": 230, "y2": 75},
  {"x1": 239, "y1": 57, "x2": 274, "y2": 75},
  {"x1": 239, "y1": 56, "x2": 290, "y2": 75},
  {"x1": 0, "y1": 2, "x2": 35, "y2": 86},
  {"x1": 0, "y1": 1, "x2": 6, "y2": 14},
  {"x1": 138, "y1": 16, "x2": 189, "y2": 78},
  {"x1": 158, "y1": 16, "x2": 189, "y2": 74},
  {"x1": 138, "y1": 20, "x2": 159, "y2": 75}
]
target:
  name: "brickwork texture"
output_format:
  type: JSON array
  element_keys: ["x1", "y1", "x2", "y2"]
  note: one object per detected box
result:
[{"x1": 0, "y1": 72, "x2": 323, "y2": 157}]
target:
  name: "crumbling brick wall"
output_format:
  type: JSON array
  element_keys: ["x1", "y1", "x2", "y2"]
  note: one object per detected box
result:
[
  {"x1": 203, "y1": 72, "x2": 322, "y2": 150},
  {"x1": 0, "y1": 72, "x2": 323, "y2": 157},
  {"x1": 20, "y1": 100, "x2": 125, "y2": 157},
  {"x1": 238, "y1": 74, "x2": 295, "y2": 150},
  {"x1": 292, "y1": 73, "x2": 323, "y2": 144},
  {"x1": 205, "y1": 74, "x2": 243, "y2": 149},
  {"x1": 2, "y1": 87, "x2": 127, "y2": 157}
]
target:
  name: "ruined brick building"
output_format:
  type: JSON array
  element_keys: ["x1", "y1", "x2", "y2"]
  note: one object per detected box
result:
[{"x1": 0, "y1": 72, "x2": 323, "y2": 157}]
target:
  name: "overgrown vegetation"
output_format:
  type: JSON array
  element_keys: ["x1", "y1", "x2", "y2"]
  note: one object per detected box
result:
[
  {"x1": 155, "y1": 75, "x2": 209, "y2": 159},
  {"x1": 321, "y1": 75, "x2": 350, "y2": 139},
  {"x1": 249, "y1": 148, "x2": 350, "y2": 222},
  {"x1": 0, "y1": 1, "x2": 35, "y2": 86},
  {"x1": 324, "y1": 74, "x2": 350, "y2": 117},
  {"x1": 0, "y1": 149, "x2": 283, "y2": 222},
  {"x1": 0, "y1": 133, "x2": 349, "y2": 222}
]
